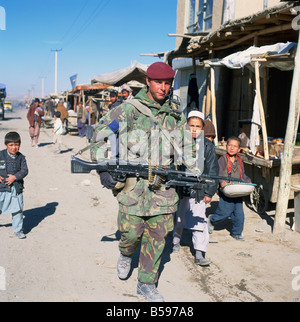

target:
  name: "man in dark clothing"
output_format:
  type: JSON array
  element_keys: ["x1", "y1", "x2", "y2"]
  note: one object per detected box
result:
[{"x1": 108, "y1": 91, "x2": 121, "y2": 110}]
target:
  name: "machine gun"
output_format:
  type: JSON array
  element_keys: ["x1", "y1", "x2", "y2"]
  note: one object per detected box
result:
[{"x1": 71, "y1": 155, "x2": 244, "y2": 202}]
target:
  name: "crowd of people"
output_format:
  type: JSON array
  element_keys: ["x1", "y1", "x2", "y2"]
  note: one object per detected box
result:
[{"x1": 0, "y1": 62, "x2": 252, "y2": 303}]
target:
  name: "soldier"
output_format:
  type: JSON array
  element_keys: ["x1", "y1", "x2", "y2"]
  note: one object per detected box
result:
[{"x1": 91, "y1": 62, "x2": 198, "y2": 302}]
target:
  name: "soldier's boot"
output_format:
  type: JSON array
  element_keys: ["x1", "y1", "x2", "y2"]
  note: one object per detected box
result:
[
  {"x1": 117, "y1": 253, "x2": 132, "y2": 280},
  {"x1": 137, "y1": 281, "x2": 165, "y2": 302}
]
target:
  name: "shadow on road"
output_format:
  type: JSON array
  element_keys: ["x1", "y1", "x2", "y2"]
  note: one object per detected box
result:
[{"x1": 23, "y1": 202, "x2": 58, "y2": 233}]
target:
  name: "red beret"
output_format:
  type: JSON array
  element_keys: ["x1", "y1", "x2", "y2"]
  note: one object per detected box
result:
[{"x1": 147, "y1": 62, "x2": 175, "y2": 80}]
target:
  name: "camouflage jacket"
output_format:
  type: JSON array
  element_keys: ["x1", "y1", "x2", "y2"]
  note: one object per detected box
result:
[{"x1": 91, "y1": 87, "x2": 196, "y2": 217}]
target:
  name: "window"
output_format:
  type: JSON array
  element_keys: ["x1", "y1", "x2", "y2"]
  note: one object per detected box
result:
[
  {"x1": 204, "y1": 0, "x2": 213, "y2": 30},
  {"x1": 187, "y1": 0, "x2": 213, "y2": 33},
  {"x1": 187, "y1": 0, "x2": 197, "y2": 33}
]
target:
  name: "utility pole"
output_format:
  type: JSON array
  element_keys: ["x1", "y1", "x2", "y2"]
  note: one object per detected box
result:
[
  {"x1": 31, "y1": 84, "x2": 36, "y2": 99},
  {"x1": 40, "y1": 76, "x2": 47, "y2": 98},
  {"x1": 28, "y1": 89, "x2": 31, "y2": 103},
  {"x1": 51, "y1": 49, "x2": 62, "y2": 95}
]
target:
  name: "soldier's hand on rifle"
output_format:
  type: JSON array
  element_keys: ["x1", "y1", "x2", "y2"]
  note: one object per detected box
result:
[{"x1": 98, "y1": 171, "x2": 117, "y2": 189}]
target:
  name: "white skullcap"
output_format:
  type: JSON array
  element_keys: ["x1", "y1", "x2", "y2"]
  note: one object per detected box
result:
[{"x1": 187, "y1": 110, "x2": 205, "y2": 121}]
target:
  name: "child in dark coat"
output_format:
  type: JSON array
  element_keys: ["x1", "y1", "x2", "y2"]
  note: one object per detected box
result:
[{"x1": 0, "y1": 132, "x2": 28, "y2": 238}]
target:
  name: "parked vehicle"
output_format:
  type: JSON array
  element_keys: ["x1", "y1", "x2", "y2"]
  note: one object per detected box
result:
[{"x1": 4, "y1": 101, "x2": 12, "y2": 112}]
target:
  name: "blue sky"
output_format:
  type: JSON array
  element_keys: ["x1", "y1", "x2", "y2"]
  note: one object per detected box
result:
[{"x1": 0, "y1": 0, "x2": 177, "y2": 98}]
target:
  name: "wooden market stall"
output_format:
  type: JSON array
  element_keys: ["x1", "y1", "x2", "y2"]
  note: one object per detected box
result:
[
  {"x1": 166, "y1": 2, "x2": 300, "y2": 218},
  {"x1": 204, "y1": 45, "x2": 300, "y2": 214},
  {"x1": 67, "y1": 83, "x2": 111, "y2": 135}
]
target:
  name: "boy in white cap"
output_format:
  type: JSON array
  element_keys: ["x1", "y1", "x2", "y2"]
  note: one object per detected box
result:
[{"x1": 173, "y1": 110, "x2": 219, "y2": 265}]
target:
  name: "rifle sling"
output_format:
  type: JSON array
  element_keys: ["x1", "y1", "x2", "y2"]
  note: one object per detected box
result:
[{"x1": 76, "y1": 141, "x2": 99, "y2": 156}]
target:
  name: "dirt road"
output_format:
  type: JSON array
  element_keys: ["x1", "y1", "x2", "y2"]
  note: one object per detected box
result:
[{"x1": 0, "y1": 108, "x2": 299, "y2": 302}]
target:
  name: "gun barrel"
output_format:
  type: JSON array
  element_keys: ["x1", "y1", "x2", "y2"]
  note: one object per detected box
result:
[
  {"x1": 71, "y1": 155, "x2": 105, "y2": 173},
  {"x1": 153, "y1": 168, "x2": 243, "y2": 183},
  {"x1": 201, "y1": 173, "x2": 244, "y2": 183}
]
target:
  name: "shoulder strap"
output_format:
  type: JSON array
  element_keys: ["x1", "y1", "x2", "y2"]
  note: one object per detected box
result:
[{"x1": 129, "y1": 99, "x2": 158, "y2": 121}]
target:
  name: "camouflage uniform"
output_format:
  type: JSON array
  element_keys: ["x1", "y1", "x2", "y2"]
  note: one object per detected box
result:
[{"x1": 91, "y1": 86, "x2": 194, "y2": 284}]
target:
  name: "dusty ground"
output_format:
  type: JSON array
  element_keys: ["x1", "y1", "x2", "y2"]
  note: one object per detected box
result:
[{"x1": 0, "y1": 107, "x2": 299, "y2": 302}]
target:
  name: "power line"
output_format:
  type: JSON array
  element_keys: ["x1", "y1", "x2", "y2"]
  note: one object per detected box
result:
[
  {"x1": 60, "y1": 0, "x2": 90, "y2": 42},
  {"x1": 63, "y1": 0, "x2": 112, "y2": 48}
]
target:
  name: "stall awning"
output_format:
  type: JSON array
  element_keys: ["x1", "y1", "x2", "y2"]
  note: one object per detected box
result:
[
  {"x1": 91, "y1": 61, "x2": 148, "y2": 86},
  {"x1": 206, "y1": 42, "x2": 297, "y2": 71}
]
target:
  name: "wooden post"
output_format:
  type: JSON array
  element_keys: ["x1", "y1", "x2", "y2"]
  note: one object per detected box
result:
[
  {"x1": 263, "y1": 67, "x2": 268, "y2": 117},
  {"x1": 274, "y1": 30, "x2": 300, "y2": 234},
  {"x1": 206, "y1": 72, "x2": 211, "y2": 118},
  {"x1": 202, "y1": 94, "x2": 207, "y2": 117},
  {"x1": 82, "y1": 90, "x2": 85, "y2": 110},
  {"x1": 210, "y1": 66, "x2": 218, "y2": 146},
  {"x1": 89, "y1": 98, "x2": 92, "y2": 125},
  {"x1": 254, "y1": 60, "x2": 269, "y2": 160},
  {"x1": 73, "y1": 95, "x2": 77, "y2": 112}
]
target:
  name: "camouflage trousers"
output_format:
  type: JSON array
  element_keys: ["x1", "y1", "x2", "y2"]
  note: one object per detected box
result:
[{"x1": 118, "y1": 211, "x2": 174, "y2": 284}]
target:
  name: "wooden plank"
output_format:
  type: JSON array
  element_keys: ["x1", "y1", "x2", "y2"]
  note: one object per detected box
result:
[
  {"x1": 210, "y1": 66, "x2": 218, "y2": 146},
  {"x1": 205, "y1": 73, "x2": 211, "y2": 118},
  {"x1": 215, "y1": 23, "x2": 292, "y2": 51}
]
